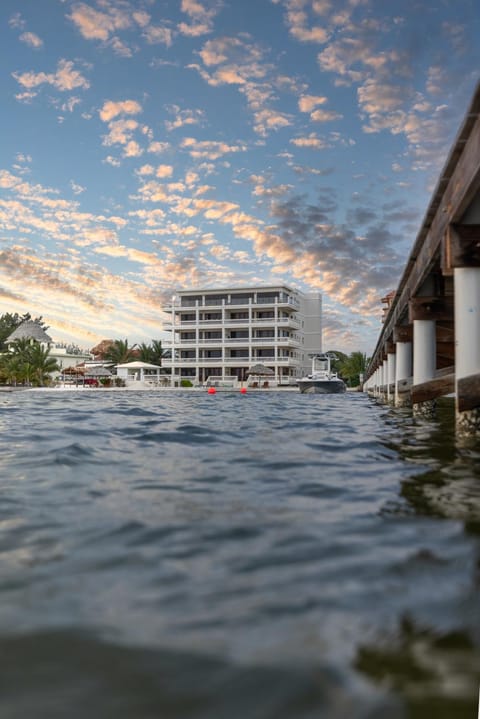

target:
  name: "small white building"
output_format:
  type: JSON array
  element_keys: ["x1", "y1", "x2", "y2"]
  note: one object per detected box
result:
[{"x1": 115, "y1": 361, "x2": 163, "y2": 385}]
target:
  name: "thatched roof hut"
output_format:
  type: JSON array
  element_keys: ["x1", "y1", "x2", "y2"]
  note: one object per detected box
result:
[{"x1": 6, "y1": 320, "x2": 52, "y2": 344}]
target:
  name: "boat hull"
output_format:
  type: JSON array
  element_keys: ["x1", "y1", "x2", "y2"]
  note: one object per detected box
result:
[{"x1": 297, "y1": 380, "x2": 346, "y2": 394}]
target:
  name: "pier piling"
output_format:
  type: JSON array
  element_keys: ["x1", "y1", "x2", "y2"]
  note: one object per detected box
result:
[{"x1": 365, "y1": 82, "x2": 480, "y2": 435}]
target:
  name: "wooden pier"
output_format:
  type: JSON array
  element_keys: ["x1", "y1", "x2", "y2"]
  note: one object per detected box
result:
[{"x1": 364, "y1": 82, "x2": 480, "y2": 435}]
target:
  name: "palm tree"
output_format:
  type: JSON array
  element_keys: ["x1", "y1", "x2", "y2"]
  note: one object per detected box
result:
[
  {"x1": 103, "y1": 338, "x2": 136, "y2": 364},
  {"x1": 1, "y1": 338, "x2": 60, "y2": 386},
  {"x1": 1, "y1": 354, "x2": 24, "y2": 386},
  {"x1": 27, "y1": 343, "x2": 60, "y2": 386},
  {"x1": 138, "y1": 342, "x2": 154, "y2": 364},
  {"x1": 138, "y1": 339, "x2": 163, "y2": 365},
  {"x1": 338, "y1": 351, "x2": 367, "y2": 387}
]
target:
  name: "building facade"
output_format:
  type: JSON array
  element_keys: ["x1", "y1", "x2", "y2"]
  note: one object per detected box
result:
[{"x1": 162, "y1": 285, "x2": 322, "y2": 385}]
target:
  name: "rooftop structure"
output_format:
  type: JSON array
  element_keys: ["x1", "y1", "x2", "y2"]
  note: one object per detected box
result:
[{"x1": 6, "y1": 320, "x2": 52, "y2": 344}]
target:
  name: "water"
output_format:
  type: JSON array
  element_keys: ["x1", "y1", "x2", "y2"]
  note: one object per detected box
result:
[{"x1": 0, "y1": 389, "x2": 479, "y2": 718}]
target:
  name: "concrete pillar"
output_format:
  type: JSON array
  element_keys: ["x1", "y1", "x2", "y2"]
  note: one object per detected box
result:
[
  {"x1": 455, "y1": 266, "x2": 480, "y2": 433},
  {"x1": 387, "y1": 352, "x2": 396, "y2": 403},
  {"x1": 413, "y1": 319, "x2": 436, "y2": 416},
  {"x1": 395, "y1": 341, "x2": 412, "y2": 407},
  {"x1": 377, "y1": 363, "x2": 383, "y2": 400}
]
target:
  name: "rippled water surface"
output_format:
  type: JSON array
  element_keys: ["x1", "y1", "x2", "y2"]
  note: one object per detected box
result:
[{"x1": 0, "y1": 388, "x2": 479, "y2": 718}]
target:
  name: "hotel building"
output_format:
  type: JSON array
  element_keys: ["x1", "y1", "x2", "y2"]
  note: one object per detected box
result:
[{"x1": 162, "y1": 285, "x2": 322, "y2": 385}]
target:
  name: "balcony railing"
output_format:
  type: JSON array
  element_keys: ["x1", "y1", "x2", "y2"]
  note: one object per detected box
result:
[
  {"x1": 162, "y1": 357, "x2": 298, "y2": 366},
  {"x1": 167, "y1": 318, "x2": 301, "y2": 331},
  {"x1": 165, "y1": 295, "x2": 300, "y2": 311}
]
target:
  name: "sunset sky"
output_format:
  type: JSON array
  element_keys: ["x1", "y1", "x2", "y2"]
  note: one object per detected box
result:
[{"x1": 1, "y1": 0, "x2": 479, "y2": 353}]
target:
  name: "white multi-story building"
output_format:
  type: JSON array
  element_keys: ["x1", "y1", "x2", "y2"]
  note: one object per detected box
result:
[{"x1": 162, "y1": 285, "x2": 322, "y2": 385}]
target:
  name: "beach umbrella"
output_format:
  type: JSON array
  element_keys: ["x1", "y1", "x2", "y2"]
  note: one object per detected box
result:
[
  {"x1": 246, "y1": 363, "x2": 274, "y2": 387},
  {"x1": 246, "y1": 363, "x2": 274, "y2": 376},
  {"x1": 62, "y1": 365, "x2": 85, "y2": 375}
]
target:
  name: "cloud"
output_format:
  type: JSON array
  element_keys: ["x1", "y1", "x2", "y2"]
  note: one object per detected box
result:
[
  {"x1": 102, "y1": 118, "x2": 139, "y2": 146},
  {"x1": 165, "y1": 105, "x2": 206, "y2": 131},
  {"x1": 178, "y1": 0, "x2": 221, "y2": 37},
  {"x1": 156, "y1": 165, "x2": 174, "y2": 178},
  {"x1": 180, "y1": 137, "x2": 247, "y2": 160},
  {"x1": 290, "y1": 133, "x2": 329, "y2": 149},
  {"x1": 70, "y1": 181, "x2": 86, "y2": 195},
  {"x1": 12, "y1": 59, "x2": 90, "y2": 93},
  {"x1": 148, "y1": 141, "x2": 170, "y2": 154},
  {"x1": 99, "y1": 99, "x2": 142, "y2": 122},
  {"x1": 9, "y1": 12, "x2": 25, "y2": 29},
  {"x1": 68, "y1": 2, "x2": 131, "y2": 41},
  {"x1": 123, "y1": 141, "x2": 143, "y2": 157},
  {"x1": 280, "y1": 1, "x2": 330, "y2": 44},
  {"x1": 298, "y1": 94, "x2": 328, "y2": 112},
  {"x1": 310, "y1": 108, "x2": 343, "y2": 122},
  {"x1": 69, "y1": 1, "x2": 172, "y2": 53},
  {"x1": 142, "y1": 25, "x2": 173, "y2": 46},
  {"x1": 19, "y1": 31, "x2": 44, "y2": 48}
]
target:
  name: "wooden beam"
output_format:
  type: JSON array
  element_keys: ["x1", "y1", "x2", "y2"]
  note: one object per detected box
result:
[
  {"x1": 411, "y1": 373, "x2": 455, "y2": 404},
  {"x1": 408, "y1": 295, "x2": 453, "y2": 322},
  {"x1": 457, "y1": 372, "x2": 480, "y2": 412},
  {"x1": 445, "y1": 224, "x2": 480, "y2": 269},
  {"x1": 393, "y1": 325, "x2": 413, "y2": 343}
]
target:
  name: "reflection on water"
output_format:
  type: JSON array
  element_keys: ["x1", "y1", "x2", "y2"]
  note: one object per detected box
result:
[
  {"x1": 355, "y1": 616, "x2": 480, "y2": 719},
  {"x1": 358, "y1": 397, "x2": 480, "y2": 717},
  {"x1": 0, "y1": 389, "x2": 479, "y2": 718},
  {"x1": 388, "y1": 399, "x2": 480, "y2": 526}
]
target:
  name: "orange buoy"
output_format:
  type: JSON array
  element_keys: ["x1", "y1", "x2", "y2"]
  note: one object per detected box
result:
[{"x1": 207, "y1": 387, "x2": 216, "y2": 394}]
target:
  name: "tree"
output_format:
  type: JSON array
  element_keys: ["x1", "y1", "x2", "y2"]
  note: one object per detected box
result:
[
  {"x1": 138, "y1": 339, "x2": 164, "y2": 365},
  {"x1": 90, "y1": 339, "x2": 114, "y2": 360},
  {"x1": 338, "y1": 351, "x2": 368, "y2": 387},
  {"x1": 102, "y1": 338, "x2": 136, "y2": 364},
  {"x1": 0, "y1": 337, "x2": 60, "y2": 386},
  {"x1": 326, "y1": 350, "x2": 347, "y2": 376},
  {"x1": 28, "y1": 342, "x2": 61, "y2": 386}
]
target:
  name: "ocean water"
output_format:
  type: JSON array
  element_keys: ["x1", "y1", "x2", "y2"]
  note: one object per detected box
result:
[{"x1": 0, "y1": 388, "x2": 479, "y2": 718}]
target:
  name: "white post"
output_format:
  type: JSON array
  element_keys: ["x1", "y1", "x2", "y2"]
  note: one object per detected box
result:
[
  {"x1": 395, "y1": 341, "x2": 412, "y2": 406},
  {"x1": 455, "y1": 267, "x2": 480, "y2": 431},
  {"x1": 381, "y1": 361, "x2": 387, "y2": 398},
  {"x1": 387, "y1": 352, "x2": 396, "y2": 403},
  {"x1": 455, "y1": 267, "x2": 480, "y2": 379},
  {"x1": 413, "y1": 320, "x2": 436, "y2": 385},
  {"x1": 413, "y1": 319, "x2": 436, "y2": 415}
]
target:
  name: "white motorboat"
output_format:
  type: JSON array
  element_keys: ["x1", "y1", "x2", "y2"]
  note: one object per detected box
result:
[{"x1": 297, "y1": 353, "x2": 346, "y2": 394}]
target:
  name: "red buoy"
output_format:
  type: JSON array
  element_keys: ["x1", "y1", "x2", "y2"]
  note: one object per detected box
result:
[
  {"x1": 240, "y1": 387, "x2": 247, "y2": 394},
  {"x1": 207, "y1": 387, "x2": 216, "y2": 394}
]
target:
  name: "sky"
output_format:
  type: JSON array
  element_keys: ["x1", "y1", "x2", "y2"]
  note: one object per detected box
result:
[{"x1": 1, "y1": 0, "x2": 479, "y2": 354}]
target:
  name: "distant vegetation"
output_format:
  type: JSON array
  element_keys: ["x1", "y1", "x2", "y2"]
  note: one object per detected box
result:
[
  {"x1": 0, "y1": 337, "x2": 60, "y2": 386},
  {"x1": 0, "y1": 312, "x2": 48, "y2": 352},
  {"x1": 330, "y1": 350, "x2": 368, "y2": 387},
  {"x1": 93, "y1": 338, "x2": 165, "y2": 365}
]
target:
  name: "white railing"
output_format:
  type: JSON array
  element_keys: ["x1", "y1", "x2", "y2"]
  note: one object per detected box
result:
[
  {"x1": 172, "y1": 317, "x2": 300, "y2": 332},
  {"x1": 165, "y1": 357, "x2": 296, "y2": 365},
  {"x1": 175, "y1": 338, "x2": 298, "y2": 347}
]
